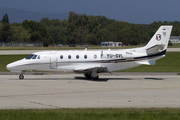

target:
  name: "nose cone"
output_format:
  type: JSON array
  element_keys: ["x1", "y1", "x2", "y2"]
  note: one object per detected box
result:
[
  {"x1": 6, "y1": 63, "x2": 15, "y2": 70},
  {"x1": 6, "y1": 60, "x2": 23, "y2": 71},
  {"x1": 7, "y1": 60, "x2": 24, "y2": 73}
]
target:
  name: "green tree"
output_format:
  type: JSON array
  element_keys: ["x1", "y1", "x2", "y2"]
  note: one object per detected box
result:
[
  {"x1": 171, "y1": 21, "x2": 180, "y2": 36},
  {"x1": 118, "y1": 25, "x2": 140, "y2": 45},
  {"x1": 40, "y1": 18, "x2": 50, "y2": 26},
  {"x1": 0, "y1": 23, "x2": 12, "y2": 42},
  {"x1": 76, "y1": 14, "x2": 88, "y2": 46},
  {"x1": 67, "y1": 12, "x2": 108, "y2": 45},
  {"x1": 103, "y1": 21, "x2": 130, "y2": 42},
  {"x1": 42, "y1": 18, "x2": 68, "y2": 45},
  {"x1": 87, "y1": 16, "x2": 101, "y2": 34},
  {"x1": 22, "y1": 20, "x2": 47, "y2": 37},
  {"x1": 2, "y1": 14, "x2": 9, "y2": 24},
  {"x1": 11, "y1": 23, "x2": 30, "y2": 42},
  {"x1": 85, "y1": 34, "x2": 98, "y2": 45},
  {"x1": 22, "y1": 20, "x2": 49, "y2": 44},
  {"x1": 67, "y1": 11, "x2": 79, "y2": 44},
  {"x1": 30, "y1": 31, "x2": 42, "y2": 42}
]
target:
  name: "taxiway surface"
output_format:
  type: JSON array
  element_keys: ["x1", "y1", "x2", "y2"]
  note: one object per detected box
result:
[{"x1": 0, "y1": 74, "x2": 180, "y2": 109}]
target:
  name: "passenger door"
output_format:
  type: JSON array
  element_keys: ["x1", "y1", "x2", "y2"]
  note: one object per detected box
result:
[{"x1": 50, "y1": 53, "x2": 57, "y2": 69}]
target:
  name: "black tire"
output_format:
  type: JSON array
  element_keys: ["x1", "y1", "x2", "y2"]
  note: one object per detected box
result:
[
  {"x1": 91, "y1": 75, "x2": 99, "y2": 80},
  {"x1": 19, "y1": 75, "x2": 24, "y2": 80},
  {"x1": 84, "y1": 74, "x2": 91, "y2": 79}
]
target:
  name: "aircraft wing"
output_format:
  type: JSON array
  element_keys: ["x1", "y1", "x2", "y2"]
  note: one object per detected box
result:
[{"x1": 73, "y1": 66, "x2": 108, "y2": 73}]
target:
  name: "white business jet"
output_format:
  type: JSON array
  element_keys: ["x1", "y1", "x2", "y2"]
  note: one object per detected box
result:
[{"x1": 7, "y1": 25, "x2": 172, "y2": 80}]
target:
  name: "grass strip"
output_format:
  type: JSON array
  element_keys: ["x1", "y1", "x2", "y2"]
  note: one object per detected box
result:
[
  {"x1": 0, "y1": 55, "x2": 27, "y2": 72},
  {"x1": 0, "y1": 108, "x2": 180, "y2": 120}
]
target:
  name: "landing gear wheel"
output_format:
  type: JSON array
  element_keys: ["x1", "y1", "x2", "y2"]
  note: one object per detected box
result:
[
  {"x1": 91, "y1": 75, "x2": 99, "y2": 80},
  {"x1": 19, "y1": 74, "x2": 24, "y2": 80},
  {"x1": 84, "y1": 74, "x2": 91, "y2": 79}
]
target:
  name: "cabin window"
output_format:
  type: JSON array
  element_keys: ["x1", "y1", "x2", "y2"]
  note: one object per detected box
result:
[
  {"x1": 76, "y1": 55, "x2": 79, "y2": 59},
  {"x1": 94, "y1": 54, "x2": 97, "y2": 59},
  {"x1": 68, "y1": 55, "x2": 71, "y2": 59},
  {"x1": 84, "y1": 55, "x2": 87, "y2": 59},
  {"x1": 60, "y1": 55, "x2": 63, "y2": 59}
]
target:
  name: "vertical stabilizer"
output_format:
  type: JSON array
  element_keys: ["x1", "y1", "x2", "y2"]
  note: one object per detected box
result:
[{"x1": 145, "y1": 26, "x2": 172, "y2": 54}]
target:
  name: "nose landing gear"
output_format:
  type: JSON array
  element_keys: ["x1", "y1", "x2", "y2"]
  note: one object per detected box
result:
[
  {"x1": 19, "y1": 71, "x2": 25, "y2": 80},
  {"x1": 19, "y1": 74, "x2": 24, "y2": 80}
]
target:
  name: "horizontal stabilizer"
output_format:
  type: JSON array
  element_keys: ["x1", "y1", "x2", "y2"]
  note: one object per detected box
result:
[
  {"x1": 137, "y1": 60, "x2": 156, "y2": 65},
  {"x1": 146, "y1": 44, "x2": 165, "y2": 55}
]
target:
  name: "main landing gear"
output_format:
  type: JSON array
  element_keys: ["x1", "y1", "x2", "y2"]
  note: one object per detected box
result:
[
  {"x1": 92, "y1": 75, "x2": 99, "y2": 80},
  {"x1": 84, "y1": 68, "x2": 99, "y2": 80},
  {"x1": 84, "y1": 73, "x2": 99, "y2": 80}
]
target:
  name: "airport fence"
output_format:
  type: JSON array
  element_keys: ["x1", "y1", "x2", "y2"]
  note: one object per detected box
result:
[{"x1": 0, "y1": 42, "x2": 43, "y2": 47}]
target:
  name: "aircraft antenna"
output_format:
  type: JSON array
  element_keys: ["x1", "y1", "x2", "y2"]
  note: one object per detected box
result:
[{"x1": 84, "y1": 45, "x2": 88, "y2": 51}]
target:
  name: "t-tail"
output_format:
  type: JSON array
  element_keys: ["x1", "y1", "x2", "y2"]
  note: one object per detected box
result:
[
  {"x1": 136, "y1": 25, "x2": 172, "y2": 65},
  {"x1": 144, "y1": 25, "x2": 173, "y2": 55}
]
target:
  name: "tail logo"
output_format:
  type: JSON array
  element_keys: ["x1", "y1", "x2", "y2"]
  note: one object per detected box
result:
[{"x1": 156, "y1": 34, "x2": 161, "y2": 41}]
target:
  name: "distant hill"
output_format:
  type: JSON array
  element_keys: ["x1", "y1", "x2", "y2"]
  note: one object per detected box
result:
[{"x1": 0, "y1": 7, "x2": 69, "y2": 23}]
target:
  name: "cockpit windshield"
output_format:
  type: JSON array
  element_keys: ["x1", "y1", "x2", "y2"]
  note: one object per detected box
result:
[
  {"x1": 26, "y1": 54, "x2": 35, "y2": 59},
  {"x1": 25, "y1": 54, "x2": 39, "y2": 59},
  {"x1": 32, "y1": 55, "x2": 37, "y2": 59}
]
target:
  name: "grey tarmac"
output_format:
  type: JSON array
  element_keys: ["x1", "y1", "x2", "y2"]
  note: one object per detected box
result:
[{"x1": 0, "y1": 74, "x2": 180, "y2": 109}]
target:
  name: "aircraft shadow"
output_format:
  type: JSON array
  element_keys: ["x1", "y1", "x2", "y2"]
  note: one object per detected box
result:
[
  {"x1": 11, "y1": 78, "x2": 72, "y2": 81},
  {"x1": 9, "y1": 77, "x2": 163, "y2": 81},
  {"x1": 74, "y1": 76, "x2": 132, "y2": 82},
  {"x1": 10, "y1": 77, "x2": 132, "y2": 81},
  {"x1": 145, "y1": 77, "x2": 164, "y2": 80}
]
